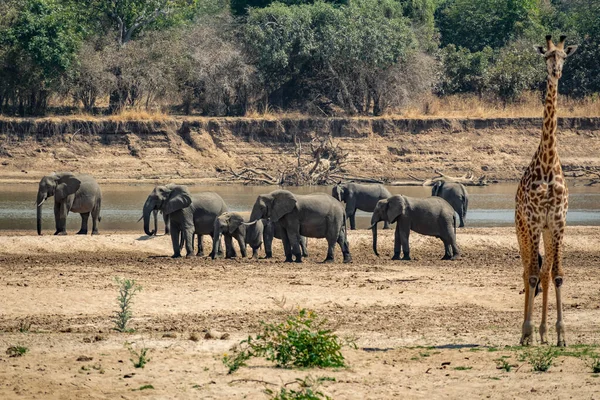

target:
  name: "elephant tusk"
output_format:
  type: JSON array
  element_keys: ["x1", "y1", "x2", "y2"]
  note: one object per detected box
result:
[
  {"x1": 368, "y1": 223, "x2": 377, "y2": 230},
  {"x1": 242, "y1": 220, "x2": 259, "y2": 226},
  {"x1": 37, "y1": 198, "x2": 46, "y2": 207},
  {"x1": 137, "y1": 215, "x2": 144, "y2": 223}
]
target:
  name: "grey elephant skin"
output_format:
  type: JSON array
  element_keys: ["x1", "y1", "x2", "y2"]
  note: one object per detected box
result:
[
  {"x1": 212, "y1": 212, "x2": 308, "y2": 259},
  {"x1": 142, "y1": 185, "x2": 228, "y2": 258},
  {"x1": 431, "y1": 181, "x2": 469, "y2": 227},
  {"x1": 249, "y1": 190, "x2": 351, "y2": 263},
  {"x1": 332, "y1": 182, "x2": 392, "y2": 230},
  {"x1": 371, "y1": 195, "x2": 460, "y2": 260},
  {"x1": 36, "y1": 172, "x2": 102, "y2": 235},
  {"x1": 150, "y1": 209, "x2": 170, "y2": 236}
]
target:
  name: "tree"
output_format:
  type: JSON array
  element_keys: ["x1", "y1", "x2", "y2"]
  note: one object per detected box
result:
[
  {"x1": 0, "y1": 0, "x2": 81, "y2": 115},
  {"x1": 436, "y1": 0, "x2": 542, "y2": 52}
]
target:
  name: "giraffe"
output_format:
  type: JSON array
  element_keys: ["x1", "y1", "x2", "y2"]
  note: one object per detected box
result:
[{"x1": 515, "y1": 35, "x2": 577, "y2": 347}]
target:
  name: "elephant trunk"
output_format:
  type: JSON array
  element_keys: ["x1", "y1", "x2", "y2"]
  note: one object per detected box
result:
[
  {"x1": 143, "y1": 200, "x2": 156, "y2": 236},
  {"x1": 370, "y1": 214, "x2": 380, "y2": 257},
  {"x1": 152, "y1": 209, "x2": 159, "y2": 236},
  {"x1": 249, "y1": 202, "x2": 263, "y2": 223},
  {"x1": 36, "y1": 191, "x2": 46, "y2": 235}
]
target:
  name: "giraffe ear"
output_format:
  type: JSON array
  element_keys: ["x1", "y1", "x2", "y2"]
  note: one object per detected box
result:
[
  {"x1": 565, "y1": 45, "x2": 578, "y2": 57},
  {"x1": 534, "y1": 46, "x2": 545, "y2": 56}
]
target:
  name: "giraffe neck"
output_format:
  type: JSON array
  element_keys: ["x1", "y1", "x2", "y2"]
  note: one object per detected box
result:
[{"x1": 538, "y1": 78, "x2": 559, "y2": 165}]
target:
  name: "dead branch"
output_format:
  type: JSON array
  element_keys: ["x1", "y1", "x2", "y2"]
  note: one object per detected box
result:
[{"x1": 391, "y1": 171, "x2": 489, "y2": 187}]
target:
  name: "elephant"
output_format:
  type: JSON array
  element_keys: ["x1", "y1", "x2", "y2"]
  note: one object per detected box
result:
[
  {"x1": 212, "y1": 212, "x2": 309, "y2": 259},
  {"x1": 370, "y1": 195, "x2": 460, "y2": 261},
  {"x1": 431, "y1": 180, "x2": 469, "y2": 227},
  {"x1": 142, "y1": 185, "x2": 228, "y2": 258},
  {"x1": 36, "y1": 172, "x2": 102, "y2": 235},
  {"x1": 332, "y1": 182, "x2": 392, "y2": 230},
  {"x1": 249, "y1": 190, "x2": 351, "y2": 263}
]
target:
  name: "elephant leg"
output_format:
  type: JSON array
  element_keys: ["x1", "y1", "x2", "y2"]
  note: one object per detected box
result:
[
  {"x1": 236, "y1": 234, "x2": 247, "y2": 258},
  {"x1": 54, "y1": 202, "x2": 67, "y2": 235},
  {"x1": 392, "y1": 225, "x2": 402, "y2": 260},
  {"x1": 441, "y1": 238, "x2": 452, "y2": 260},
  {"x1": 287, "y1": 228, "x2": 303, "y2": 263},
  {"x1": 281, "y1": 232, "x2": 293, "y2": 263},
  {"x1": 337, "y1": 228, "x2": 352, "y2": 264},
  {"x1": 197, "y1": 234, "x2": 204, "y2": 257},
  {"x1": 383, "y1": 220, "x2": 391, "y2": 230},
  {"x1": 184, "y1": 229, "x2": 194, "y2": 258},
  {"x1": 170, "y1": 227, "x2": 182, "y2": 258},
  {"x1": 264, "y1": 229, "x2": 274, "y2": 259},
  {"x1": 224, "y1": 235, "x2": 236, "y2": 259},
  {"x1": 324, "y1": 237, "x2": 336, "y2": 263},
  {"x1": 400, "y1": 229, "x2": 411, "y2": 260},
  {"x1": 450, "y1": 238, "x2": 461, "y2": 260},
  {"x1": 300, "y1": 236, "x2": 309, "y2": 257},
  {"x1": 77, "y1": 212, "x2": 89, "y2": 235},
  {"x1": 349, "y1": 212, "x2": 357, "y2": 231},
  {"x1": 91, "y1": 204, "x2": 100, "y2": 235}
]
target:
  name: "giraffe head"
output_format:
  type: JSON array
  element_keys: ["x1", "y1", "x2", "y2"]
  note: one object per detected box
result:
[{"x1": 535, "y1": 35, "x2": 578, "y2": 81}]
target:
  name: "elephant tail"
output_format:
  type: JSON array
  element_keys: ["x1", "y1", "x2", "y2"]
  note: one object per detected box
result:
[{"x1": 453, "y1": 214, "x2": 457, "y2": 235}]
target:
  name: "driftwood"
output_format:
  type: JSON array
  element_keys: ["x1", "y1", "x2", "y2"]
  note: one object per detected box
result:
[
  {"x1": 390, "y1": 170, "x2": 489, "y2": 187},
  {"x1": 566, "y1": 168, "x2": 600, "y2": 186},
  {"x1": 227, "y1": 135, "x2": 349, "y2": 186}
]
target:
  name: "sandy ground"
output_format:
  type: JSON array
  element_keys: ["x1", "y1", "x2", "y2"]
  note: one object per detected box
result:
[{"x1": 1, "y1": 227, "x2": 600, "y2": 399}]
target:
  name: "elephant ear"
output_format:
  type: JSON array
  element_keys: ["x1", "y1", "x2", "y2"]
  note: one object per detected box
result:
[
  {"x1": 431, "y1": 181, "x2": 443, "y2": 196},
  {"x1": 55, "y1": 174, "x2": 81, "y2": 201},
  {"x1": 271, "y1": 190, "x2": 297, "y2": 222},
  {"x1": 387, "y1": 196, "x2": 406, "y2": 223},
  {"x1": 227, "y1": 213, "x2": 245, "y2": 234},
  {"x1": 163, "y1": 185, "x2": 192, "y2": 215}
]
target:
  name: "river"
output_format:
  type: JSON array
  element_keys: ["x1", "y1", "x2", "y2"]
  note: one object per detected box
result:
[{"x1": 1, "y1": 183, "x2": 600, "y2": 232}]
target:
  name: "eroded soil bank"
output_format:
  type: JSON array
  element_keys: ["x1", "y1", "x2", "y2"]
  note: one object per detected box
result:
[
  {"x1": 0, "y1": 227, "x2": 599, "y2": 398},
  {"x1": 1, "y1": 116, "x2": 599, "y2": 184}
]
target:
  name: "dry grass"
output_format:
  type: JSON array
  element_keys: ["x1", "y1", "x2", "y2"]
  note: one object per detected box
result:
[{"x1": 397, "y1": 92, "x2": 600, "y2": 119}]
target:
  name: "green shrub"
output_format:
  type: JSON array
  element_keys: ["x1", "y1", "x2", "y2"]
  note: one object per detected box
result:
[
  {"x1": 113, "y1": 278, "x2": 142, "y2": 333},
  {"x1": 6, "y1": 345, "x2": 28, "y2": 357},
  {"x1": 522, "y1": 347, "x2": 558, "y2": 372},
  {"x1": 223, "y1": 308, "x2": 352, "y2": 374},
  {"x1": 126, "y1": 342, "x2": 151, "y2": 369},
  {"x1": 265, "y1": 376, "x2": 333, "y2": 400},
  {"x1": 586, "y1": 352, "x2": 600, "y2": 373}
]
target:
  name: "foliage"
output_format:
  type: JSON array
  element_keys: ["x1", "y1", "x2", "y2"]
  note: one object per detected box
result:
[
  {"x1": 586, "y1": 352, "x2": 600, "y2": 374},
  {"x1": 113, "y1": 277, "x2": 142, "y2": 333},
  {"x1": 486, "y1": 38, "x2": 545, "y2": 104},
  {"x1": 0, "y1": 0, "x2": 82, "y2": 115},
  {"x1": 437, "y1": 45, "x2": 493, "y2": 96},
  {"x1": 265, "y1": 376, "x2": 333, "y2": 400},
  {"x1": 223, "y1": 308, "x2": 352, "y2": 374},
  {"x1": 495, "y1": 357, "x2": 512, "y2": 372},
  {"x1": 127, "y1": 342, "x2": 151, "y2": 368},
  {"x1": 436, "y1": 0, "x2": 542, "y2": 52},
  {"x1": 6, "y1": 345, "x2": 29, "y2": 357},
  {"x1": 522, "y1": 347, "x2": 558, "y2": 372}
]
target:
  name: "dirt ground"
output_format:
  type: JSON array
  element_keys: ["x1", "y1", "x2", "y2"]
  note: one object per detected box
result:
[{"x1": 1, "y1": 227, "x2": 600, "y2": 399}]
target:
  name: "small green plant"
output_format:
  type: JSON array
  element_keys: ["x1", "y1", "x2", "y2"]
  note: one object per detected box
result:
[
  {"x1": 6, "y1": 345, "x2": 28, "y2": 357},
  {"x1": 265, "y1": 376, "x2": 332, "y2": 400},
  {"x1": 134, "y1": 385, "x2": 154, "y2": 391},
  {"x1": 126, "y1": 342, "x2": 151, "y2": 368},
  {"x1": 453, "y1": 366, "x2": 472, "y2": 371},
  {"x1": 18, "y1": 319, "x2": 31, "y2": 333},
  {"x1": 586, "y1": 352, "x2": 600, "y2": 373},
  {"x1": 522, "y1": 347, "x2": 558, "y2": 372},
  {"x1": 495, "y1": 357, "x2": 512, "y2": 372},
  {"x1": 223, "y1": 307, "x2": 352, "y2": 374},
  {"x1": 112, "y1": 278, "x2": 142, "y2": 333}
]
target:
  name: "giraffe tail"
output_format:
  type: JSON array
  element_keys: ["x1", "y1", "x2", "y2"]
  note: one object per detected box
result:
[{"x1": 534, "y1": 253, "x2": 543, "y2": 297}]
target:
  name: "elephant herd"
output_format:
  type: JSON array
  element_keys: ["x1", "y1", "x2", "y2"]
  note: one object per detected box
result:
[{"x1": 35, "y1": 173, "x2": 470, "y2": 262}]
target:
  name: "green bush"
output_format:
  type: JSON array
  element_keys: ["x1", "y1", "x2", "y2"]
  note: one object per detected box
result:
[
  {"x1": 223, "y1": 308, "x2": 352, "y2": 373},
  {"x1": 113, "y1": 277, "x2": 142, "y2": 333},
  {"x1": 522, "y1": 347, "x2": 558, "y2": 372},
  {"x1": 264, "y1": 376, "x2": 333, "y2": 400}
]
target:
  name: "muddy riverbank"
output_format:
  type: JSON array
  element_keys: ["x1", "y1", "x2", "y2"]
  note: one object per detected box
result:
[{"x1": 1, "y1": 116, "x2": 599, "y2": 184}]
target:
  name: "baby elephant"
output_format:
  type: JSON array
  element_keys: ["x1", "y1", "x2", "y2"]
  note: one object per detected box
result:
[
  {"x1": 370, "y1": 195, "x2": 460, "y2": 260},
  {"x1": 212, "y1": 212, "x2": 308, "y2": 259}
]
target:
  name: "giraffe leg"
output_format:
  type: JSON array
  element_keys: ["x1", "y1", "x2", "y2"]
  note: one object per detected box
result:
[
  {"x1": 540, "y1": 230, "x2": 554, "y2": 344},
  {"x1": 552, "y1": 223, "x2": 567, "y2": 347},
  {"x1": 521, "y1": 228, "x2": 541, "y2": 346}
]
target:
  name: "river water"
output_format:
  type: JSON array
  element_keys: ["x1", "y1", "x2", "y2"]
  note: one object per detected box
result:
[{"x1": 1, "y1": 183, "x2": 600, "y2": 232}]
